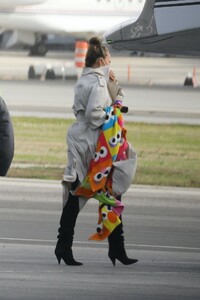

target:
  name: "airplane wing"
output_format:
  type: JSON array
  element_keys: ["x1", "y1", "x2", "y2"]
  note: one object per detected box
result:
[{"x1": 103, "y1": 0, "x2": 200, "y2": 56}]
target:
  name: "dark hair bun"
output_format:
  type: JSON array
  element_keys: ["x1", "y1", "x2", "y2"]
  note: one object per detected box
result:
[
  {"x1": 85, "y1": 36, "x2": 107, "y2": 67},
  {"x1": 89, "y1": 37, "x2": 101, "y2": 47}
]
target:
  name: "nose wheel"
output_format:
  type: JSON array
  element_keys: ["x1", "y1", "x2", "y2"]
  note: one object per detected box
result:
[{"x1": 29, "y1": 42, "x2": 48, "y2": 56}]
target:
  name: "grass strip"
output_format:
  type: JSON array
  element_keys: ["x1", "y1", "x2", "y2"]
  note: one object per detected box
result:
[{"x1": 7, "y1": 116, "x2": 200, "y2": 187}]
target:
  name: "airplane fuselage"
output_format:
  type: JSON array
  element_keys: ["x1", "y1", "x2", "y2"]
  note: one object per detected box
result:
[
  {"x1": 0, "y1": 0, "x2": 145, "y2": 34},
  {"x1": 103, "y1": 0, "x2": 200, "y2": 56}
]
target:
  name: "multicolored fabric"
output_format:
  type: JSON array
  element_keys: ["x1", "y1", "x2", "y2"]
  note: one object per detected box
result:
[
  {"x1": 75, "y1": 105, "x2": 128, "y2": 240},
  {"x1": 89, "y1": 203, "x2": 123, "y2": 241}
]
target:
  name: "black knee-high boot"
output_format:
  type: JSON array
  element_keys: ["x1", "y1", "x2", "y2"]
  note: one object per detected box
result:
[
  {"x1": 55, "y1": 180, "x2": 83, "y2": 266},
  {"x1": 108, "y1": 220, "x2": 138, "y2": 266}
]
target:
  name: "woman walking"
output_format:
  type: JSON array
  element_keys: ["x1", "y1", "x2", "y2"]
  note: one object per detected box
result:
[{"x1": 55, "y1": 37, "x2": 138, "y2": 266}]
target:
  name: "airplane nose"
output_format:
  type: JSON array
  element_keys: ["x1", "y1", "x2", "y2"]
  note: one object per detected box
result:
[
  {"x1": 102, "y1": 23, "x2": 122, "y2": 46},
  {"x1": 102, "y1": 17, "x2": 140, "y2": 48},
  {"x1": 102, "y1": 0, "x2": 156, "y2": 50}
]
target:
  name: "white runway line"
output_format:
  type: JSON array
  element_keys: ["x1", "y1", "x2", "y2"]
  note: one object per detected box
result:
[{"x1": 1, "y1": 237, "x2": 200, "y2": 252}]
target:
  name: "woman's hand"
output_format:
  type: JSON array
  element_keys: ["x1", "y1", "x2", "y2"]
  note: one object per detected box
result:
[{"x1": 109, "y1": 70, "x2": 116, "y2": 82}]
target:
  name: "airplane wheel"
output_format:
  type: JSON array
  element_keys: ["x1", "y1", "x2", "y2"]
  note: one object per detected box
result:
[{"x1": 29, "y1": 43, "x2": 48, "y2": 56}]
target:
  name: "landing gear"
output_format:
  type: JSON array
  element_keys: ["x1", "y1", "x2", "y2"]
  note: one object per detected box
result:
[
  {"x1": 29, "y1": 34, "x2": 48, "y2": 56},
  {"x1": 29, "y1": 42, "x2": 48, "y2": 56}
]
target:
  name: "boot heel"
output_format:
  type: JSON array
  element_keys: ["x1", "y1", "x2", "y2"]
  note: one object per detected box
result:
[
  {"x1": 108, "y1": 253, "x2": 116, "y2": 266},
  {"x1": 55, "y1": 251, "x2": 61, "y2": 265},
  {"x1": 108, "y1": 249, "x2": 138, "y2": 266},
  {"x1": 55, "y1": 247, "x2": 83, "y2": 266}
]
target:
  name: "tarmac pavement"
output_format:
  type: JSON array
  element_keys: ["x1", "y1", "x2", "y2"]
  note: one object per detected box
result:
[{"x1": 0, "y1": 178, "x2": 200, "y2": 300}]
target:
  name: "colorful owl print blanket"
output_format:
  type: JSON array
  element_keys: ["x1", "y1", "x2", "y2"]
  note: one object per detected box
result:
[{"x1": 75, "y1": 105, "x2": 129, "y2": 241}]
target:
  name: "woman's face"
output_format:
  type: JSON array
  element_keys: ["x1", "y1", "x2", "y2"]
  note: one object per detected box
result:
[
  {"x1": 100, "y1": 50, "x2": 111, "y2": 66},
  {"x1": 104, "y1": 51, "x2": 111, "y2": 65}
]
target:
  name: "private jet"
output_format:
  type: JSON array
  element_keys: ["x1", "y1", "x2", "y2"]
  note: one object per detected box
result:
[{"x1": 103, "y1": 0, "x2": 200, "y2": 56}]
